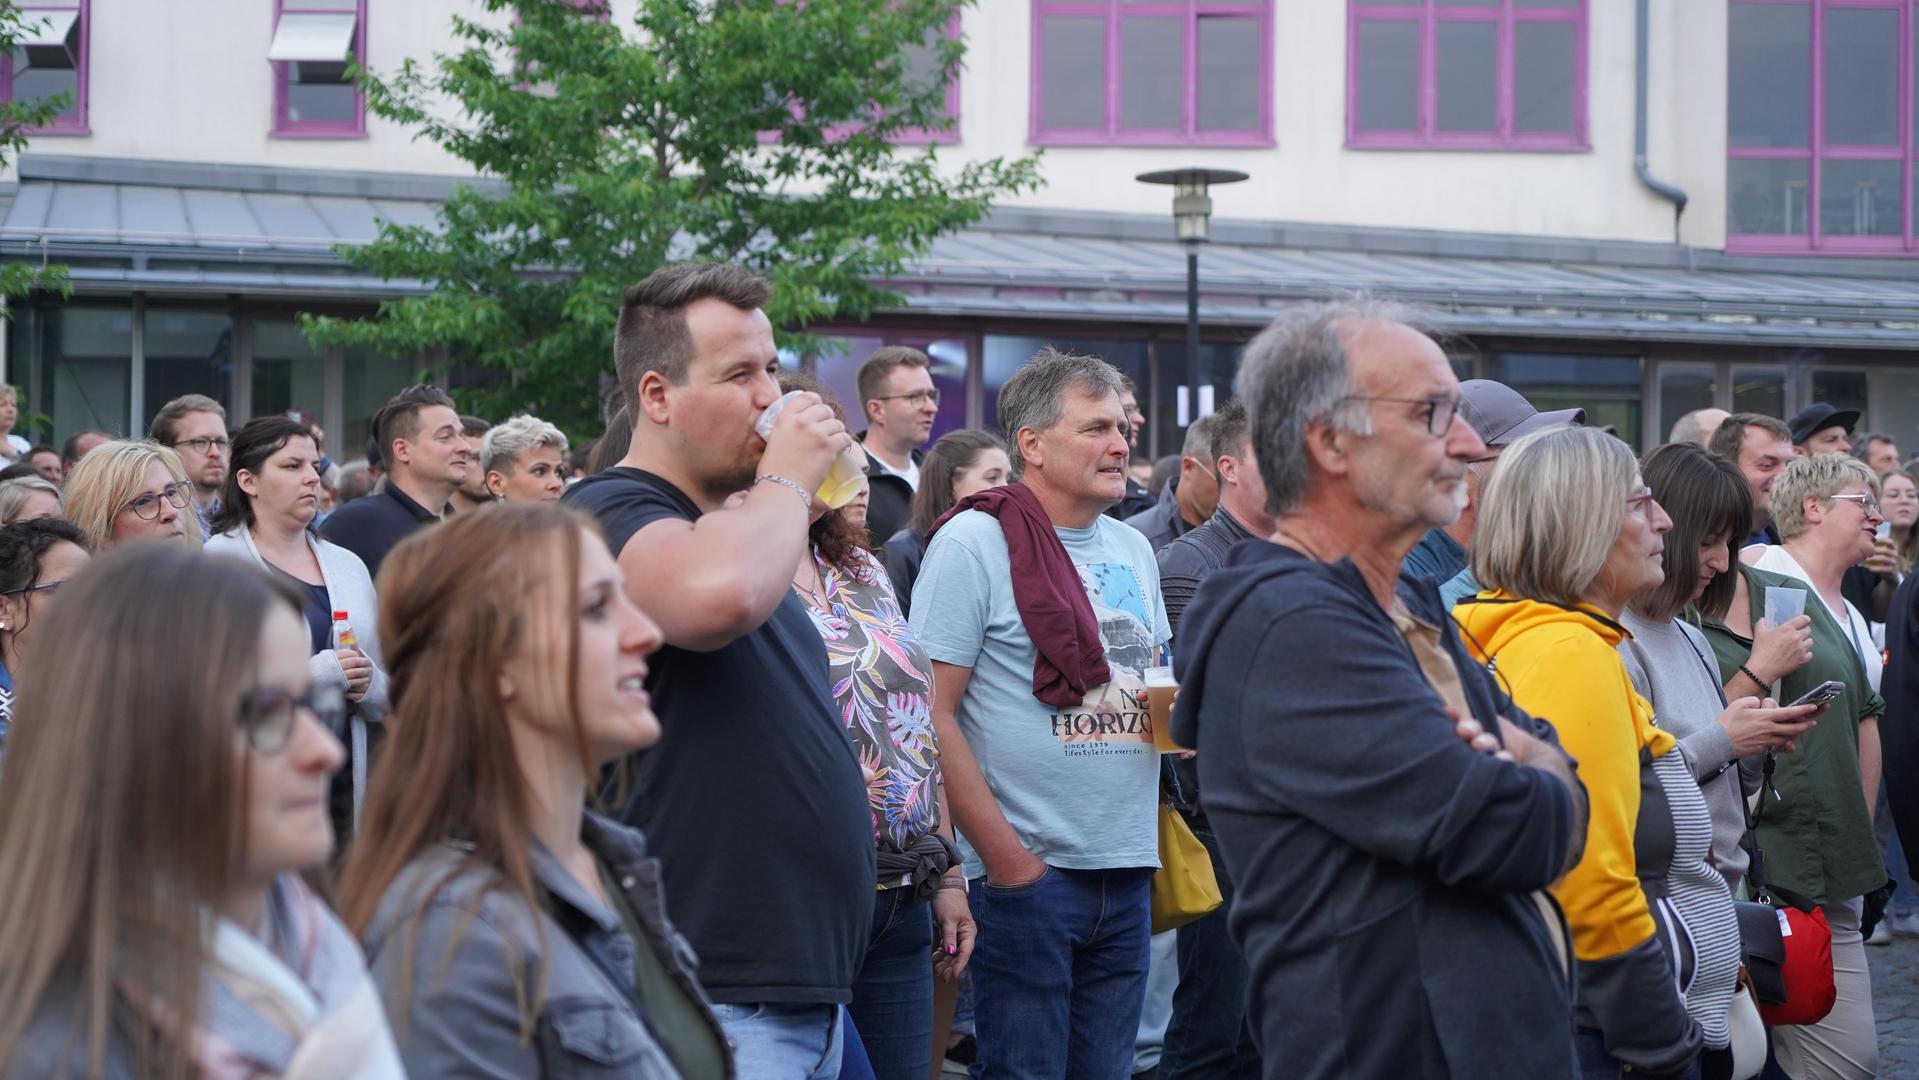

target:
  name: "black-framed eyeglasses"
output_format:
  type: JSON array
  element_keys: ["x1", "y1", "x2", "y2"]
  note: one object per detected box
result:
[
  {"x1": 873, "y1": 389, "x2": 941, "y2": 407},
  {"x1": 174, "y1": 436, "x2": 231, "y2": 455},
  {"x1": 120, "y1": 481, "x2": 192, "y2": 521},
  {"x1": 237, "y1": 682, "x2": 348, "y2": 755},
  {"x1": 1, "y1": 578, "x2": 64, "y2": 598},
  {"x1": 1337, "y1": 395, "x2": 1461, "y2": 437}
]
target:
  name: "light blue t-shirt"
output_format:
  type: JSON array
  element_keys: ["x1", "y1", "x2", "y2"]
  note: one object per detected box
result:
[{"x1": 910, "y1": 508, "x2": 1171, "y2": 878}]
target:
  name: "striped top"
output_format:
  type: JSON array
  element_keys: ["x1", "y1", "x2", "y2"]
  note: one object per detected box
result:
[{"x1": 1651, "y1": 746, "x2": 1743, "y2": 1049}]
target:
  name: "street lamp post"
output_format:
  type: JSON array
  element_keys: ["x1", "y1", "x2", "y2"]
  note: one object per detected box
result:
[{"x1": 1136, "y1": 168, "x2": 1249, "y2": 429}]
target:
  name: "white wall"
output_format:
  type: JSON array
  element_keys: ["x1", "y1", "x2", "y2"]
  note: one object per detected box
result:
[
  {"x1": 20, "y1": 0, "x2": 1731, "y2": 247},
  {"x1": 954, "y1": 0, "x2": 1719, "y2": 244},
  {"x1": 21, "y1": 0, "x2": 481, "y2": 174}
]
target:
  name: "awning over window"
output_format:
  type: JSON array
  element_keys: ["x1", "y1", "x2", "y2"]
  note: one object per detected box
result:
[
  {"x1": 16, "y1": 9, "x2": 78, "y2": 48},
  {"x1": 5, "y1": 155, "x2": 1919, "y2": 350},
  {"x1": 267, "y1": 12, "x2": 357, "y2": 63}
]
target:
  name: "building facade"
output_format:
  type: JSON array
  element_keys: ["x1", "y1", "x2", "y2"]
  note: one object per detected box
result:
[{"x1": 2, "y1": 0, "x2": 1918, "y2": 457}]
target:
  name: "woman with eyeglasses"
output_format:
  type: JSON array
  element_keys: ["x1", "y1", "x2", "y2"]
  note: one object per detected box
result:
[
  {"x1": 0, "y1": 518, "x2": 86, "y2": 750},
  {"x1": 1715, "y1": 452, "x2": 1889, "y2": 1079},
  {"x1": 1455, "y1": 426, "x2": 1720, "y2": 1080},
  {"x1": 59, "y1": 439, "x2": 202, "y2": 551},
  {"x1": 338, "y1": 505, "x2": 729, "y2": 1078},
  {"x1": 206, "y1": 416, "x2": 389, "y2": 846},
  {"x1": 0, "y1": 545, "x2": 404, "y2": 1077}
]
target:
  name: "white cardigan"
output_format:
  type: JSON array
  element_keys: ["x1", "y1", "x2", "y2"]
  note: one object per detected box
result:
[{"x1": 205, "y1": 525, "x2": 389, "y2": 828}]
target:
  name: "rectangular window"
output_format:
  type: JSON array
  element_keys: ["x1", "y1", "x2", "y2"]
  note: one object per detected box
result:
[
  {"x1": 1031, "y1": 0, "x2": 1273, "y2": 147},
  {"x1": 270, "y1": 0, "x2": 365, "y2": 138},
  {"x1": 1727, "y1": 0, "x2": 1919, "y2": 254},
  {"x1": 1347, "y1": 0, "x2": 1588, "y2": 151},
  {"x1": 4, "y1": 1, "x2": 87, "y2": 134}
]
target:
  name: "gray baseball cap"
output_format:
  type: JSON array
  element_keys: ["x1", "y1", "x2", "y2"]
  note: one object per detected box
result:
[{"x1": 1457, "y1": 380, "x2": 1586, "y2": 447}]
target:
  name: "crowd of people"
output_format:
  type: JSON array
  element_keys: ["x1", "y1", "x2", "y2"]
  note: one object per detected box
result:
[{"x1": 0, "y1": 266, "x2": 1913, "y2": 1080}]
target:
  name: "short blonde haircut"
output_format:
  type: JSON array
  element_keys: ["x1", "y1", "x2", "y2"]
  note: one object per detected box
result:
[
  {"x1": 1473, "y1": 425, "x2": 1637, "y2": 606},
  {"x1": 1771, "y1": 452, "x2": 1880, "y2": 541},
  {"x1": 61, "y1": 441, "x2": 203, "y2": 552},
  {"x1": 481, "y1": 414, "x2": 569, "y2": 476},
  {"x1": 0, "y1": 477, "x2": 59, "y2": 525}
]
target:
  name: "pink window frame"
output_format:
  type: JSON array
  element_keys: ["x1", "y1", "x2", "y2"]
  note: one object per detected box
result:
[
  {"x1": 1727, "y1": 0, "x2": 1919, "y2": 255},
  {"x1": 271, "y1": 0, "x2": 367, "y2": 139},
  {"x1": 1028, "y1": 0, "x2": 1275, "y2": 148},
  {"x1": 1346, "y1": 0, "x2": 1588, "y2": 152},
  {"x1": 2, "y1": 1, "x2": 89, "y2": 136}
]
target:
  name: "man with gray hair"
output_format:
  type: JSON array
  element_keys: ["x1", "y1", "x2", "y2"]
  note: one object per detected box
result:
[
  {"x1": 1124, "y1": 413, "x2": 1220, "y2": 553},
  {"x1": 911, "y1": 346, "x2": 1170, "y2": 1079},
  {"x1": 1670, "y1": 407, "x2": 1730, "y2": 447},
  {"x1": 481, "y1": 414, "x2": 570, "y2": 504},
  {"x1": 1170, "y1": 300, "x2": 1588, "y2": 1078}
]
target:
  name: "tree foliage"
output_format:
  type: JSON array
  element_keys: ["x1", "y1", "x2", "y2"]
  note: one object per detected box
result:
[
  {"x1": 0, "y1": 1, "x2": 74, "y2": 301},
  {"x1": 304, "y1": 0, "x2": 1040, "y2": 434}
]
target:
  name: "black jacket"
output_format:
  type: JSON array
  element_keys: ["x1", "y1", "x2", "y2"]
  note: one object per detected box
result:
[
  {"x1": 1884, "y1": 572, "x2": 1919, "y2": 892},
  {"x1": 882, "y1": 527, "x2": 928, "y2": 618},
  {"x1": 1108, "y1": 476, "x2": 1155, "y2": 522},
  {"x1": 1172, "y1": 540, "x2": 1583, "y2": 1079},
  {"x1": 858, "y1": 439, "x2": 922, "y2": 548}
]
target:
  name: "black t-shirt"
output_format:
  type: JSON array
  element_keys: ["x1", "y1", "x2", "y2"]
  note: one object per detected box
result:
[
  {"x1": 318, "y1": 484, "x2": 446, "y2": 579},
  {"x1": 562, "y1": 467, "x2": 876, "y2": 1004}
]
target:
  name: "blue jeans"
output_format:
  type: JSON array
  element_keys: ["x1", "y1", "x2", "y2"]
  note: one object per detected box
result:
[
  {"x1": 1158, "y1": 817, "x2": 1259, "y2": 1080},
  {"x1": 1573, "y1": 1028, "x2": 1700, "y2": 1080},
  {"x1": 711, "y1": 1002, "x2": 844, "y2": 1080},
  {"x1": 846, "y1": 887, "x2": 935, "y2": 1080},
  {"x1": 969, "y1": 865, "x2": 1153, "y2": 1080}
]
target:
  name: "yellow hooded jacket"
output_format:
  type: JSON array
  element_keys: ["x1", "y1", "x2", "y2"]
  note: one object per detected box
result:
[{"x1": 1454, "y1": 592, "x2": 1676, "y2": 962}]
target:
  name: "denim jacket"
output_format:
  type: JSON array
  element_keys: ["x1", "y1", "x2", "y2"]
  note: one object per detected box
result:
[{"x1": 362, "y1": 812, "x2": 732, "y2": 1078}]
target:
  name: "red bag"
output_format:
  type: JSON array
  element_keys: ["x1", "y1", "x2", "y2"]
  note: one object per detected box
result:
[
  {"x1": 1754, "y1": 902, "x2": 1836, "y2": 1028},
  {"x1": 1741, "y1": 752, "x2": 1838, "y2": 1029}
]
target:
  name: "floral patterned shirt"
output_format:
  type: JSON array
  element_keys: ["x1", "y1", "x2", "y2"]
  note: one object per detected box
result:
[{"x1": 798, "y1": 547, "x2": 942, "y2": 855}]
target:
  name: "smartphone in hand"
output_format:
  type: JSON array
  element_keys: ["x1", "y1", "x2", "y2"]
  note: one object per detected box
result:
[{"x1": 1787, "y1": 681, "x2": 1845, "y2": 708}]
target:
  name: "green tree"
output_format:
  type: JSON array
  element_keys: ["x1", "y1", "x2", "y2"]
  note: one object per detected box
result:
[
  {"x1": 305, "y1": 0, "x2": 1040, "y2": 434},
  {"x1": 0, "y1": 1, "x2": 74, "y2": 299}
]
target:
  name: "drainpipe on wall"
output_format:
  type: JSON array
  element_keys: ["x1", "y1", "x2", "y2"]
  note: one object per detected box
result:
[{"x1": 1635, "y1": 0, "x2": 1688, "y2": 244}]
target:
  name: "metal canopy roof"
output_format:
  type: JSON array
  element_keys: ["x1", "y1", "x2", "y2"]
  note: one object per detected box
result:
[{"x1": 4, "y1": 155, "x2": 1919, "y2": 348}]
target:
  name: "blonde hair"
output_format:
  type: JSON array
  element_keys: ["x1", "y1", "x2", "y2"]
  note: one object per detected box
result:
[
  {"x1": 60, "y1": 441, "x2": 203, "y2": 552},
  {"x1": 1771, "y1": 453, "x2": 1879, "y2": 541},
  {"x1": 1473, "y1": 426, "x2": 1638, "y2": 606},
  {"x1": 0, "y1": 477, "x2": 59, "y2": 525}
]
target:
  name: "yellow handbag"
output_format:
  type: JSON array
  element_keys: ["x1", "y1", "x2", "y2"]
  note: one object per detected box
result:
[{"x1": 1150, "y1": 800, "x2": 1223, "y2": 934}]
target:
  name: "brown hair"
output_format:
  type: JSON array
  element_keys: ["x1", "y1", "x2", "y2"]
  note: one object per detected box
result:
[
  {"x1": 148, "y1": 394, "x2": 226, "y2": 447},
  {"x1": 1631, "y1": 442, "x2": 1752, "y2": 622},
  {"x1": 0, "y1": 546, "x2": 306, "y2": 1079},
  {"x1": 614, "y1": 263, "x2": 772, "y2": 419},
  {"x1": 1706, "y1": 412, "x2": 1792, "y2": 462},
  {"x1": 855, "y1": 346, "x2": 930, "y2": 419},
  {"x1": 908, "y1": 429, "x2": 1007, "y2": 537},
  {"x1": 336, "y1": 504, "x2": 602, "y2": 1037},
  {"x1": 775, "y1": 371, "x2": 873, "y2": 571},
  {"x1": 373, "y1": 384, "x2": 458, "y2": 464},
  {"x1": 588, "y1": 405, "x2": 633, "y2": 475}
]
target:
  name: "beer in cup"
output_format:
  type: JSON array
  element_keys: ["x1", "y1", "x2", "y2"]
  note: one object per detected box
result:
[{"x1": 1145, "y1": 665, "x2": 1182, "y2": 753}]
